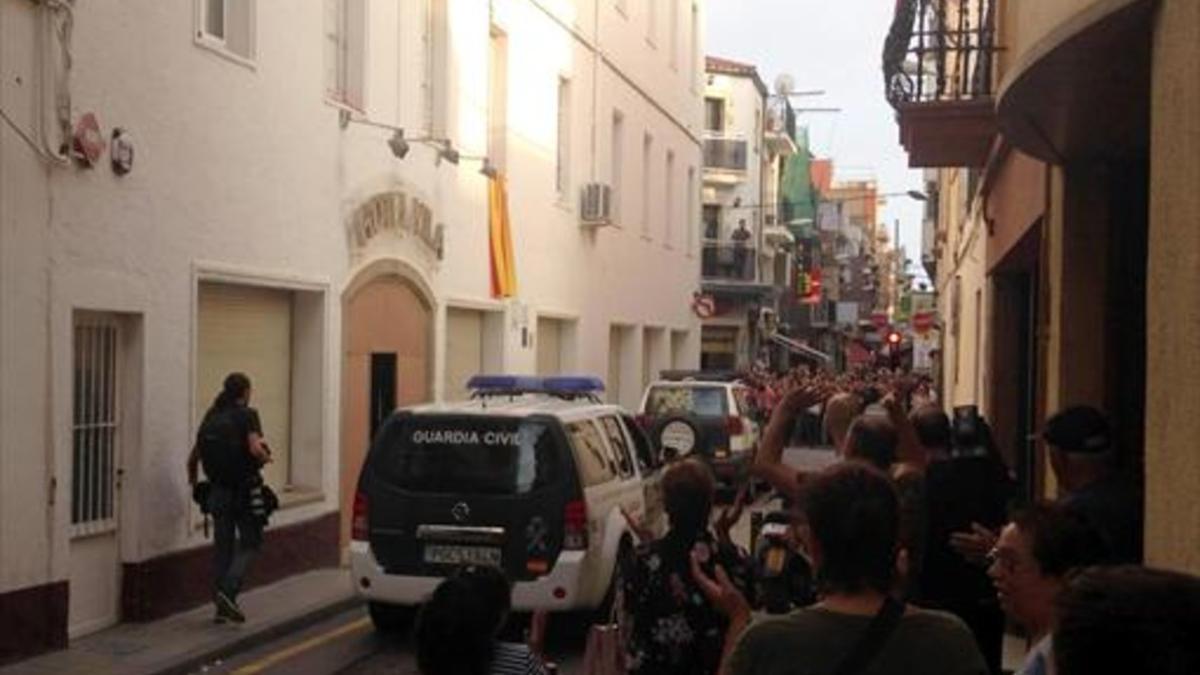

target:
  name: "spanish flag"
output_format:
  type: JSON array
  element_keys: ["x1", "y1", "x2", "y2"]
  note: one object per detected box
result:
[{"x1": 488, "y1": 171, "x2": 518, "y2": 298}]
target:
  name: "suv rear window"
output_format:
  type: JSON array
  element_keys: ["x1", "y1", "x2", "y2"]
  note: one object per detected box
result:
[
  {"x1": 644, "y1": 385, "x2": 729, "y2": 417},
  {"x1": 373, "y1": 416, "x2": 561, "y2": 495}
]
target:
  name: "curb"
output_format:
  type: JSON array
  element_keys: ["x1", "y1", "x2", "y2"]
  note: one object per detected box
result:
[{"x1": 148, "y1": 595, "x2": 364, "y2": 675}]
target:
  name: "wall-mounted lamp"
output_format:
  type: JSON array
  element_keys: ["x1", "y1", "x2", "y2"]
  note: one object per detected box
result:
[
  {"x1": 387, "y1": 129, "x2": 410, "y2": 159},
  {"x1": 436, "y1": 144, "x2": 460, "y2": 165},
  {"x1": 340, "y1": 112, "x2": 494, "y2": 176},
  {"x1": 448, "y1": 152, "x2": 497, "y2": 178}
]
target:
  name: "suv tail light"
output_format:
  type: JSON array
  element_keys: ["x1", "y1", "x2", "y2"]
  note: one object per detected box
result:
[
  {"x1": 725, "y1": 416, "x2": 745, "y2": 436},
  {"x1": 351, "y1": 491, "x2": 369, "y2": 541},
  {"x1": 563, "y1": 499, "x2": 589, "y2": 550}
]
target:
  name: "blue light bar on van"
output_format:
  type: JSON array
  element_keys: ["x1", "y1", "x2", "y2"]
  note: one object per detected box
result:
[
  {"x1": 466, "y1": 375, "x2": 545, "y2": 392},
  {"x1": 542, "y1": 376, "x2": 605, "y2": 394}
]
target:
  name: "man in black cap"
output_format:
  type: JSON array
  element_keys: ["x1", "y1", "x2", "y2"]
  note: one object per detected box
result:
[
  {"x1": 950, "y1": 405, "x2": 1143, "y2": 574},
  {"x1": 1042, "y1": 405, "x2": 1143, "y2": 564}
]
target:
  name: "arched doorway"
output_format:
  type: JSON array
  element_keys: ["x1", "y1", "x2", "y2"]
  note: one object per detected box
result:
[{"x1": 340, "y1": 266, "x2": 433, "y2": 550}]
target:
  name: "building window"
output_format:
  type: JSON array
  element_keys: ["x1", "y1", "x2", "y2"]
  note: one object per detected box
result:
[
  {"x1": 537, "y1": 316, "x2": 578, "y2": 376},
  {"x1": 952, "y1": 275, "x2": 962, "y2": 385},
  {"x1": 686, "y1": 166, "x2": 696, "y2": 254},
  {"x1": 423, "y1": 0, "x2": 450, "y2": 136},
  {"x1": 671, "y1": 330, "x2": 689, "y2": 369},
  {"x1": 556, "y1": 77, "x2": 571, "y2": 198},
  {"x1": 204, "y1": 0, "x2": 225, "y2": 39},
  {"x1": 325, "y1": 0, "x2": 367, "y2": 109},
  {"x1": 445, "y1": 307, "x2": 503, "y2": 402},
  {"x1": 703, "y1": 204, "x2": 720, "y2": 240},
  {"x1": 753, "y1": 108, "x2": 761, "y2": 154},
  {"x1": 611, "y1": 111, "x2": 624, "y2": 223},
  {"x1": 669, "y1": 0, "x2": 679, "y2": 70},
  {"x1": 974, "y1": 288, "x2": 982, "y2": 403},
  {"x1": 196, "y1": 0, "x2": 256, "y2": 62},
  {"x1": 689, "y1": 3, "x2": 699, "y2": 91},
  {"x1": 664, "y1": 150, "x2": 676, "y2": 246},
  {"x1": 488, "y1": 26, "x2": 508, "y2": 171},
  {"x1": 646, "y1": 0, "x2": 657, "y2": 45},
  {"x1": 705, "y1": 97, "x2": 724, "y2": 133},
  {"x1": 196, "y1": 281, "x2": 327, "y2": 494},
  {"x1": 71, "y1": 314, "x2": 122, "y2": 537},
  {"x1": 642, "y1": 133, "x2": 653, "y2": 236}
]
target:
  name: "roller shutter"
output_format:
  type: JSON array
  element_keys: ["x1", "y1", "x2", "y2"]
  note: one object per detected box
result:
[
  {"x1": 196, "y1": 282, "x2": 292, "y2": 491},
  {"x1": 445, "y1": 308, "x2": 484, "y2": 401},
  {"x1": 537, "y1": 318, "x2": 563, "y2": 376}
]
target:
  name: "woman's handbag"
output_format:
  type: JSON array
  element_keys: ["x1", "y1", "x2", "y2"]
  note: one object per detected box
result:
[
  {"x1": 581, "y1": 623, "x2": 625, "y2": 675},
  {"x1": 581, "y1": 577, "x2": 627, "y2": 675}
]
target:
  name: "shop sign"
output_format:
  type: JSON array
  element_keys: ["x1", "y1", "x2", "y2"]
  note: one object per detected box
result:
[{"x1": 349, "y1": 191, "x2": 444, "y2": 260}]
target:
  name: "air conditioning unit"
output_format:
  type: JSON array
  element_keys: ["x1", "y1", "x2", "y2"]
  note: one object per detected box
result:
[{"x1": 580, "y1": 182, "x2": 614, "y2": 227}]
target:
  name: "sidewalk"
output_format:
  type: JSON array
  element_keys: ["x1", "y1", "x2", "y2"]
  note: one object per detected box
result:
[{"x1": 1, "y1": 568, "x2": 359, "y2": 675}]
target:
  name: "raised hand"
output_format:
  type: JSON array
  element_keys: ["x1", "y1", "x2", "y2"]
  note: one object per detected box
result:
[
  {"x1": 714, "y1": 484, "x2": 749, "y2": 545},
  {"x1": 689, "y1": 553, "x2": 751, "y2": 621},
  {"x1": 619, "y1": 504, "x2": 655, "y2": 543},
  {"x1": 950, "y1": 522, "x2": 998, "y2": 567}
]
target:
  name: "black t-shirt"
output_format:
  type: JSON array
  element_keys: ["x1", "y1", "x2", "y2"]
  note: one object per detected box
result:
[
  {"x1": 918, "y1": 456, "x2": 1014, "y2": 609},
  {"x1": 199, "y1": 405, "x2": 262, "y2": 486},
  {"x1": 1061, "y1": 474, "x2": 1143, "y2": 564}
]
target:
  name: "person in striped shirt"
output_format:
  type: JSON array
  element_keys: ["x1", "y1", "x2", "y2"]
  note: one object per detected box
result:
[{"x1": 415, "y1": 565, "x2": 549, "y2": 675}]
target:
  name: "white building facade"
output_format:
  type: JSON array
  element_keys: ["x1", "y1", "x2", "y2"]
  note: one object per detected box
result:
[
  {"x1": 699, "y1": 57, "x2": 777, "y2": 370},
  {"x1": 0, "y1": 0, "x2": 703, "y2": 661}
]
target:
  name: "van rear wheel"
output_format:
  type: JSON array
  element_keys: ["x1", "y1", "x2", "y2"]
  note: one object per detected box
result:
[{"x1": 368, "y1": 601, "x2": 414, "y2": 635}]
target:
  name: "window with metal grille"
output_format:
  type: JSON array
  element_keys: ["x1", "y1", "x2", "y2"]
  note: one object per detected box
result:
[{"x1": 71, "y1": 316, "x2": 121, "y2": 537}]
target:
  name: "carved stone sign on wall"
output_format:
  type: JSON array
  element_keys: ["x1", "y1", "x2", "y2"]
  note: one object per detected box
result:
[{"x1": 348, "y1": 191, "x2": 444, "y2": 260}]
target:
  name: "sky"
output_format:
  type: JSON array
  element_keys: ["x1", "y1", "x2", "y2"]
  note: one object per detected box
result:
[{"x1": 705, "y1": 0, "x2": 926, "y2": 272}]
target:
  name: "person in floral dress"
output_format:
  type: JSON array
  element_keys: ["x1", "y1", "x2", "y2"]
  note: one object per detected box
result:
[{"x1": 620, "y1": 459, "x2": 754, "y2": 675}]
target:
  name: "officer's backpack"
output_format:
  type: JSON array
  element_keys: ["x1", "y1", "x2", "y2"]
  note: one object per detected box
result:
[{"x1": 197, "y1": 408, "x2": 247, "y2": 486}]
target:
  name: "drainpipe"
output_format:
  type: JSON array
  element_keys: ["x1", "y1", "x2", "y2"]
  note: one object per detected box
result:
[{"x1": 590, "y1": 0, "x2": 598, "y2": 183}]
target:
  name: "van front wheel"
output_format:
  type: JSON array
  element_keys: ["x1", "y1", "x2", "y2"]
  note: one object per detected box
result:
[{"x1": 368, "y1": 601, "x2": 414, "y2": 635}]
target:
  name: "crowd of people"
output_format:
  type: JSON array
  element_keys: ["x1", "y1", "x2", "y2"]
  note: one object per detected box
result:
[{"x1": 408, "y1": 365, "x2": 1199, "y2": 675}]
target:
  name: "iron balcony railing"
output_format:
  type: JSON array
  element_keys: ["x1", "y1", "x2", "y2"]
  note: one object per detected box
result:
[
  {"x1": 883, "y1": 0, "x2": 998, "y2": 107},
  {"x1": 766, "y1": 96, "x2": 797, "y2": 141},
  {"x1": 702, "y1": 242, "x2": 758, "y2": 282},
  {"x1": 703, "y1": 135, "x2": 748, "y2": 171}
]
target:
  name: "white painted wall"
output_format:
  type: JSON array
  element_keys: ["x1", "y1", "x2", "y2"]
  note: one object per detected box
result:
[{"x1": 0, "y1": 0, "x2": 703, "y2": 600}]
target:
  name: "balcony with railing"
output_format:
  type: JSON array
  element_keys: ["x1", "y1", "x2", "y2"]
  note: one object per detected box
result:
[
  {"x1": 703, "y1": 134, "x2": 749, "y2": 175},
  {"x1": 883, "y1": 0, "x2": 999, "y2": 167},
  {"x1": 765, "y1": 96, "x2": 798, "y2": 155},
  {"x1": 701, "y1": 242, "x2": 768, "y2": 294}
]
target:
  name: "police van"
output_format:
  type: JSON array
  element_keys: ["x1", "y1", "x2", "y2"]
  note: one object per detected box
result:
[{"x1": 349, "y1": 376, "x2": 665, "y2": 632}]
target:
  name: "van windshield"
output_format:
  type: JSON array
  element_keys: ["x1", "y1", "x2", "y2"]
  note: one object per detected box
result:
[
  {"x1": 374, "y1": 416, "x2": 562, "y2": 495},
  {"x1": 644, "y1": 385, "x2": 729, "y2": 417}
]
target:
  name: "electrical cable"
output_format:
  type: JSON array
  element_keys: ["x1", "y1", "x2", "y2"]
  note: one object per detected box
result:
[{"x1": 0, "y1": 105, "x2": 61, "y2": 163}]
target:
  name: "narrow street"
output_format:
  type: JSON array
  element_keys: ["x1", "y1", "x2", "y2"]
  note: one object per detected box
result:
[
  {"x1": 4, "y1": 0, "x2": 1199, "y2": 673},
  {"x1": 188, "y1": 457, "x2": 831, "y2": 675}
]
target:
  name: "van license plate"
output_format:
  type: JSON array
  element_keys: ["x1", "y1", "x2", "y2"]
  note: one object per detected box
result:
[{"x1": 423, "y1": 545, "x2": 501, "y2": 566}]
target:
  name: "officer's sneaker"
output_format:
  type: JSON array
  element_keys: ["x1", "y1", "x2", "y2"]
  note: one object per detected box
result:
[{"x1": 214, "y1": 591, "x2": 246, "y2": 624}]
